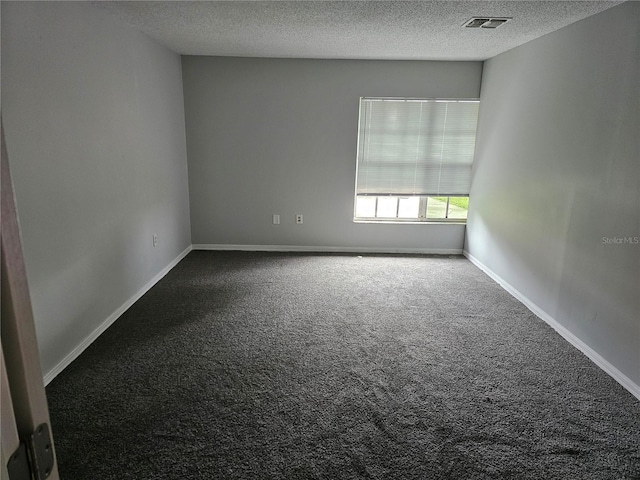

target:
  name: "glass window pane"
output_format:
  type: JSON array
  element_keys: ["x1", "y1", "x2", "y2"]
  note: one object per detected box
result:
[
  {"x1": 397, "y1": 197, "x2": 420, "y2": 218},
  {"x1": 377, "y1": 197, "x2": 398, "y2": 218},
  {"x1": 355, "y1": 196, "x2": 376, "y2": 218},
  {"x1": 427, "y1": 197, "x2": 447, "y2": 219},
  {"x1": 447, "y1": 196, "x2": 469, "y2": 220}
]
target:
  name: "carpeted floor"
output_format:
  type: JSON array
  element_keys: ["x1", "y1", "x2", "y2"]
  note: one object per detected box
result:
[{"x1": 46, "y1": 251, "x2": 640, "y2": 479}]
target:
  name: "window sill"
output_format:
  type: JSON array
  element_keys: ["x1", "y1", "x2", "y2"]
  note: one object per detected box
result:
[{"x1": 353, "y1": 219, "x2": 467, "y2": 225}]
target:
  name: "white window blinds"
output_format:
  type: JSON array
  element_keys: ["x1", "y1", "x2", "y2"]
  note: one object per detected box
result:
[{"x1": 355, "y1": 98, "x2": 480, "y2": 196}]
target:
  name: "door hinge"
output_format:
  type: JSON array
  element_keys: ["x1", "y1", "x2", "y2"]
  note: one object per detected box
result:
[
  {"x1": 6, "y1": 423, "x2": 55, "y2": 480},
  {"x1": 6, "y1": 443, "x2": 30, "y2": 480}
]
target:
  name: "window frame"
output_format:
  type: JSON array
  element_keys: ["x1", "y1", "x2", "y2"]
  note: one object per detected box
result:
[
  {"x1": 353, "y1": 195, "x2": 470, "y2": 224},
  {"x1": 352, "y1": 96, "x2": 479, "y2": 224}
]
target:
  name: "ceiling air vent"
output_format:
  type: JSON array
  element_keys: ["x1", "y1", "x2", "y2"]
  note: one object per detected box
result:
[{"x1": 463, "y1": 17, "x2": 511, "y2": 29}]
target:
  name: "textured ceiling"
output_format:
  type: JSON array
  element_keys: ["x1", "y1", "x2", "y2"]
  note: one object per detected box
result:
[{"x1": 93, "y1": 1, "x2": 624, "y2": 61}]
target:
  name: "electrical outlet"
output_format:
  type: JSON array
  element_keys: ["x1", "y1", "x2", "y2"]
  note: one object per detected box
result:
[
  {"x1": 153, "y1": 234, "x2": 158, "y2": 247},
  {"x1": 296, "y1": 214, "x2": 303, "y2": 224},
  {"x1": 273, "y1": 214, "x2": 280, "y2": 225}
]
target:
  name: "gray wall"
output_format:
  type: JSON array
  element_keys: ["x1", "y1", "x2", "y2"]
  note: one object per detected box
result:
[
  {"x1": 466, "y1": 2, "x2": 640, "y2": 387},
  {"x1": 182, "y1": 57, "x2": 482, "y2": 251},
  {"x1": 1, "y1": 2, "x2": 191, "y2": 376}
]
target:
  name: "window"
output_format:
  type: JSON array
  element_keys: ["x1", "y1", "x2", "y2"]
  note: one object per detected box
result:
[
  {"x1": 353, "y1": 98, "x2": 479, "y2": 223},
  {"x1": 354, "y1": 195, "x2": 470, "y2": 221}
]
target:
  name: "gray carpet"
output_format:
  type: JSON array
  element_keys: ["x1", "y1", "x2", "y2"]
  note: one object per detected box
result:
[{"x1": 46, "y1": 251, "x2": 640, "y2": 479}]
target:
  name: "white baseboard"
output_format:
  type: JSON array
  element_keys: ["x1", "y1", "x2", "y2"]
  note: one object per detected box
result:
[
  {"x1": 463, "y1": 250, "x2": 640, "y2": 401},
  {"x1": 43, "y1": 245, "x2": 193, "y2": 385},
  {"x1": 192, "y1": 244, "x2": 463, "y2": 255},
  {"x1": 51, "y1": 244, "x2": 637, "y2": 401}
]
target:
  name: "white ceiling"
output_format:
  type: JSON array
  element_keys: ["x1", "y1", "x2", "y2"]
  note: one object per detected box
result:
[{"x1": 93, "y1": 1, "x2": 625, "y2": 61}]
